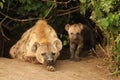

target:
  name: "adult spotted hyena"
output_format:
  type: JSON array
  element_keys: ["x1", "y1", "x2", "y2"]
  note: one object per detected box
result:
[
  {"x1": 10, "y1": 20, "x2": 62, "y2": 71},
  {"x1": 65, "y1": 23, "x2": 95, "y2": 61}
]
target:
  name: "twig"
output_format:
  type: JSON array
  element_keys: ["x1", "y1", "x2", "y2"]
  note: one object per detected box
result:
[
  {"x1": 0, "y1": 16, "x2": 10, "y2": 40},
  {"x1": 43, "y1": 2, "x2": 55, "y2": 19},
  {"x1": 113, "y1": 1, "x2": 120, "y2": 11},
  {"x1": 1, "y1": 38, "x2": 4, "y2": 57},
  {"x1": 42, "y1": 0, "x2": 71, "y2": 4},
  {"x1": 1, "y1": 24, "x2": 12, "y2": 31},
  {"x1": 98, "y1": 44, "x2": 109, "y2": 57},
  {"x1": 58, "y1": 6, "x2": 80, "y2": 12},
  {"x1": 6, "y1": 14, "x2": 31, "y2": 26},
  {"x1": 91, "y1": 48, "x2": 99, "y2": 58},
  {"x1": 0, "y1": 11, "x2": 41, "y2": 22},
  {"x1": 57, "y1": 8, "x2": 80, "y2": 17}
]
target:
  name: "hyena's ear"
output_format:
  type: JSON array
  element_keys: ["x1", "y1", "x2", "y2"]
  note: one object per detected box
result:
[
  {"x1": 54, "y1": 39, "x2": 62, "y2": 51},
  {"x1": 31, "y1": 42, "x2": 40, "y2": 53},
  {"x1": 65, "y1": 24, "x2": 70, "y2": 31},
  {"x1": 78, "y1": 23, "x2": 83, "y2": 30}
]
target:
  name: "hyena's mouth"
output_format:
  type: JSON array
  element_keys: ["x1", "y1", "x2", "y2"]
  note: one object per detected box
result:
[{"x1": 46, "y1": 59, "x2": 54, "y2": 66}]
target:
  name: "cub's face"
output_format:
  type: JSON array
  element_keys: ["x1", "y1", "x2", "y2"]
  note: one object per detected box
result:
[
  {"x1": 31, "y1": 40, "x2": 62, "y2": 65},
  {"x1": 65, "y1": 23, "x2": 83, "y2": 41}
]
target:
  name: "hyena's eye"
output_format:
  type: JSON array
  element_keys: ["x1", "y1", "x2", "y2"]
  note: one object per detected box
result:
[
  {"x1": 70, "y1": 33, "x2": 73, "y2": 35},
  {"x1": 41, "y1": 53, "x2": 46, "y2": 56},
  {"x1": 52, "y1": 53, "x2": 55, "y2": 56},
  {"x1": 76, "y1": 32, "x2": 79, "y2": 35}
]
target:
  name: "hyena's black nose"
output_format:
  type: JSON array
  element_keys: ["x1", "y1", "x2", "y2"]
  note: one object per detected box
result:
[
  {"x1": 73, "y1": 38, "x2": 78, "y2": 41},
  {"x1": 47, "y1": 58, "x2": 54, "y2": 63},
  {"x1": 47, "y1": 58, "x2": 54, "y2": 65}
]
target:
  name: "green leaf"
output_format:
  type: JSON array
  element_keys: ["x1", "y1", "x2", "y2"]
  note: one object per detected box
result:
[
  {"x1": 99, "y1": 18, "x2": 109, "y2": 30},
  {"x1": 80, "y1": 0, "x2": 86, "y2": 3},
  {"x1": 0, "y1": 2, "x2": 3, "y2": 9},
  {"x1": 80, "y1": 0, "x2": 90, "y2": 3},
  {"x1": 79, "y1": 3, "x2": 86, "y2": 16},
  {"x1": 112, "y1": 69, "x2": 120, "y2": 76},
  {"x1": 46, "y1": 2, "x2": 52, "y2": 7},
  {"x1": 63, "y1": 40, "x2": 68, "y2": 46},
  {"x1": 2, "y1": 0, "x2": 5, "y2": 2},
  {"x1": 115, "y1": 41, "x2": 120, "y2": 53}
]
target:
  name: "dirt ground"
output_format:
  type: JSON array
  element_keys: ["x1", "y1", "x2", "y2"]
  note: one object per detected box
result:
[{"x1": 0, "y1": 57, "x2": 120, "y2": 80}]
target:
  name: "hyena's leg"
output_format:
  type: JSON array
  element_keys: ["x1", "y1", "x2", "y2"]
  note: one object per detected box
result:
[
  {"x1": 23, "y1": 56, "x2": 39, "y2": 64},
  {"x1": 74, "y1": 44, "x2": 83, "y2": 61},
  {"x1": 70, "y1": 42, "x2": 76, "y2": 60}
]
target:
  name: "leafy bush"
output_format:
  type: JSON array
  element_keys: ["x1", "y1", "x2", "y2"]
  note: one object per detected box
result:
[{"x1": 79, "y1": 0, "x2": 120, "y2": 75}]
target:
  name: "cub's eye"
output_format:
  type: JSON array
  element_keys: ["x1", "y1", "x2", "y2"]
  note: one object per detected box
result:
[
  {"x1": 76, "y1": 32, "x2": 79, "y2": 35},
  {"x1": 70, "y1": 33, "x2": 73, "y2": 35},
  {"x1": 41, "y1": 53, "x2": 46, "y2": 56},
  {"x1": 52, "y1": 53, "x2": 55, "y2": 56}
]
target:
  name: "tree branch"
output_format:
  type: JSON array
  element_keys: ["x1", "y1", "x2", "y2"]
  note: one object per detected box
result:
[
  {"x1": 57, "y1": 8, "x2": 80, "y2": 17},
  {"x1": 98, "y1": 44, "x2": 109, "y2": 57},
  {"x1": 0, "y1": 16, "x2": 10, "y2": 40},
  {"x1": 58, "y1": 6, "x2": 80, "y2": 12},
  {"x1": 0, "y1": 11, "x2": 41, "y2": 22},
  {"x1": 43, "y1": 3, "x2": 55, "y2": 19},
  {"x1": 42, "y1": 0, "x2": 71, "y2": 4}
]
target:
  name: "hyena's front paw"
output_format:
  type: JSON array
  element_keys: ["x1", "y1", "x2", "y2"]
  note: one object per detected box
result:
[
  {"x1": 74, "y1": 57, "x2": 81, "y2": 62},
  {"x1": 70, "y1": 55, "x2": 74, "y2": 61},
  {"x1": 47, "y1": 66, "x2": 55, "y2": 72},
  {"x1": 70, "y1": 57, "x2": 74, "y2": 61}
]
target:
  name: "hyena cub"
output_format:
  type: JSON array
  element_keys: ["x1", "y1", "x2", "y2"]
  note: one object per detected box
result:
[{"x1": 65, "y1": 23, "x2": 95, "y2": 61}]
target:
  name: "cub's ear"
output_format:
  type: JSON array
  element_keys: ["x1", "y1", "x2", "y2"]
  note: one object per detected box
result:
[
  {"x1": 54, "y1": 39, "x2": 62, "y2": 51},
  {"x1": 65, "y1": 24, "x2": 70, "y2": 31},
  {"x1": 31, "y1": 42, "x2": 40, "y2": 53},
  {"x1": 78, "y1": 23, "x2": 83, "y2": 30}
]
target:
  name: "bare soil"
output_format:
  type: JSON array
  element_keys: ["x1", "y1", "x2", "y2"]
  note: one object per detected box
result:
[{"x1": 0, "y1": 57, "x2": 120, "y2": 80}]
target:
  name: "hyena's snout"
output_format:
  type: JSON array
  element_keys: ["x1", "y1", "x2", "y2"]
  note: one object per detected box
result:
[
  {"x1": 45, "y1": 53, "x2": 55, "y2": 65},
  {"x1": 47, "y1": 57, "x2": 54, "y2": 63},
  {"x1": 71, "y1": 34, "x2": 79, "y2": 41},
  {"x1": 69, "y1": 32, "x2": 80, "y2": 40}
]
